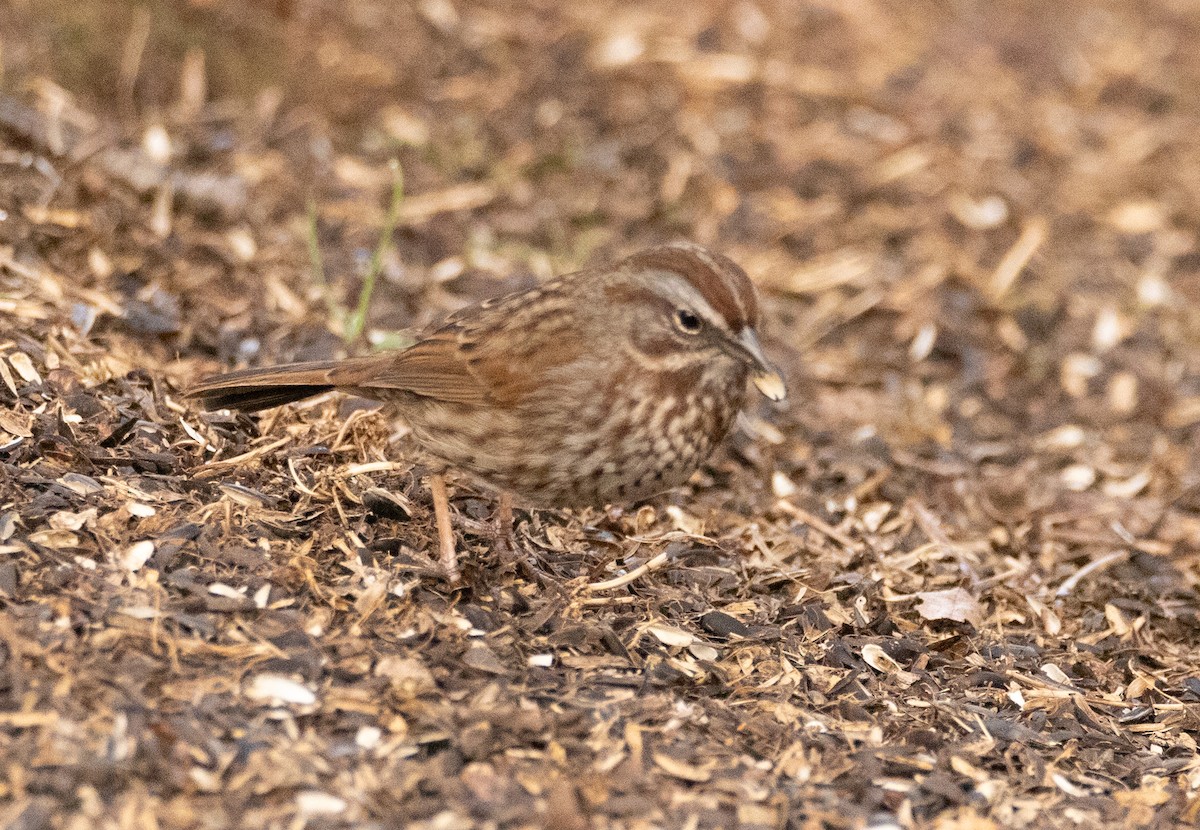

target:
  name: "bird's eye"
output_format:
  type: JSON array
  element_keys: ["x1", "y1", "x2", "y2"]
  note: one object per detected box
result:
[{"x1": 673, "y1": 309, "x2": 703, "y2": 334}]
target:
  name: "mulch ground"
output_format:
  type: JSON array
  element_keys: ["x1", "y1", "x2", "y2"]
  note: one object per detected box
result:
[{"x1": 2, "y1": 1, "x2": 1199, "y2": 828}]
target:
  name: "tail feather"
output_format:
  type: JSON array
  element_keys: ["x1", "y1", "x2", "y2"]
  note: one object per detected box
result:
[
  {"x1": 186, "y1": 360, "x2": 350, "y2": 412},
  {"x1": 189, "y1": 383, "x2": 336, "y2": 412}
]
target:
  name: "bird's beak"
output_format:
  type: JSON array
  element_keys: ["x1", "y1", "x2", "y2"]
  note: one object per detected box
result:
[{"x1": 733, "y1": 328, "x2": 787, "y2": 401}]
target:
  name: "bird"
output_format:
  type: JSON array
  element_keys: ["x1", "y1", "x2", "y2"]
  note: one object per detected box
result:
[{"x1": 186, "y1": 241, "x2": 786, "y2": 580}]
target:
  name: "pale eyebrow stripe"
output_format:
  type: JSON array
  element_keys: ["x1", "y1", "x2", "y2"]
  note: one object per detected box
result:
[
  {"x1": 680, "y1": 243, "x2": 747, "y2": 324},
  {"x1": 625, "y1": 243, "x2": 748, "y2": 329}
]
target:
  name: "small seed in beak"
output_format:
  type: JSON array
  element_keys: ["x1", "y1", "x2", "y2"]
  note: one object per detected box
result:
[{"x1": 752, "y1": 369, "x2": 787, "y2": 401}]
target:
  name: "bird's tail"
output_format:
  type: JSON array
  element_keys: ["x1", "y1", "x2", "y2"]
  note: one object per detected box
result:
[{"x1": 185, "y1": 359, "x2": 370, "y2": 412}]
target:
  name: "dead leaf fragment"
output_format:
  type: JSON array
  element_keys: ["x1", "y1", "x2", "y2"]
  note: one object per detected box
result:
[
  {"x1": 652, "y1": 752, "x2": 715, "y2": 783},
  {"x1": 861, "y1": 643, "x2": 920, "y2": 687},
  {"x1": 462, "y1": 642, "x2": 508, "y2": 674},
  {"x1": 915, "y1": 588, "x2": 983, "y2": 627},
  {"x1": 0, "y1": 409, "x2": 32, "y2": 438},
  {"x1": 295, "y1": 791, "x2": 347, "y2": 817},
  {"x1": 375, "y1": 656, "x2": 436, "y2": 695},
  {"x1": 861, "y1": 643, "x2": 902, "y2": 673},
  {"x1": 243, "y1": 673, "x2": 317, "y2": 706},
  {"x1": 8, "y1": 352, "x2": 41, "y2": 384}
]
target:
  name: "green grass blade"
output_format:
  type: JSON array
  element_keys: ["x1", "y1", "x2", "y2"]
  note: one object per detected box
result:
[{"x1": 345, "y1": 159, "x2": 404, "y2": 344}]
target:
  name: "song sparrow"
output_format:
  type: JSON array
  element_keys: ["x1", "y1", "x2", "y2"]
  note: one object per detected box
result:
[{"x1": 187, "y1": 241, "x2": 786, "y2": 579}]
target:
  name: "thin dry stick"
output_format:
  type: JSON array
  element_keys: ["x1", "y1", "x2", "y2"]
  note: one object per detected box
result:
[
  {"x1": 989, "y1": 217, "x2": 1047, "y2": 301},
  {"x1": 429, "y1": 473, "x2": 459, "y2": 582},
  {"x1": 578, "y1": 595, "x2": 642, "y2": 606},
  {"x1": 909, "y1": 499, "x2": 980, "y2": 587},
  {"x1": 775, "y1": 499, "x2": 862, "y2": 552},
  {"x1": 342, "y1": 461, "x2": 407, "y2": 477},
  {"x1": 331, "y1": 406, "x2": 374, "y2": 450},
  {"x1": 584, "y1": 547, "x2": 674, "y2": 591},
  {"x1": 192, "y1": 436, "x2": 292, "y2": 478},
  {"x1": 1055, "y1": 549, "x2": 1130, "y2": 598},
  {"x1": 286, "y1": 457, "x2": 321, "y2": 497}
]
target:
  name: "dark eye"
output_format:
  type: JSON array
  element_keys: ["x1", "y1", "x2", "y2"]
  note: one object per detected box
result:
[{"x1": 673, "y1": 309, "x2": 703, "y2": 334}]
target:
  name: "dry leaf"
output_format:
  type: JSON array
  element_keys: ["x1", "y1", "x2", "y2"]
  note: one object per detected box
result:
[
  {"x1": 652, "y1": 753, "x2": 715, "y2": 783},
  {"x1": 0, "y1": 409, "x2": 32, "y2": 438},
  {"x1": 8, "y1": 352, "x2": 41, "y2": 384},
  {"x1": 243, "y1": 674, "x2": 317, "y2": 706},
  {"x1": 915, "y1": 588, "x2": 983, "y2": 627},
  {"x1": 462, "y1": 643, "x2": 508, "y2": 674}
]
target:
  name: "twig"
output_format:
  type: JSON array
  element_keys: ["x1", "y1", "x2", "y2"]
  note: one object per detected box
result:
[
  {"x1": 578, "y1": 595, "x2": 643, "y2": 606},
  {"x1": 1055, "y1": 549, "x2": 1130, "y2": 598},
  {"x1": 331, "y1": 407, "x2": 375, "y2": 450},
  {"x1": 342, "y1": 461, "x2": 407, "y2": 477},
  {"x1": 191, "y1": 436, "x2": 292, "y2": 478},
  {"x1": 775, "y1": 499, "x2": 862, "y2": 552},
  {"x1": 584, "y1": 548, "x2": 675, "y2": 591},
  {"x1": 909, "y1": 499, "x2": 980, "y2": 587},
  {"x1": 286, "y1": 457, "x2": 321, "y2": 497},
  {"x1": 989, "y1": 217, "x2": 1046, "y2": 302}
]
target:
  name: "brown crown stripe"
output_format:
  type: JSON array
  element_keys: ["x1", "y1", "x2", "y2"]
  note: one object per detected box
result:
[{"x1": 623, "y1": 244, "x2": 758, "y2": 330}]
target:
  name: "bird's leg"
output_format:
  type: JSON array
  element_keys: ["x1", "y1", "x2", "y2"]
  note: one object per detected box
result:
[
  {"x1": 429, "y1": 473, "x2": 460, "y2": 582},
  {"x1": 494, "y1": 490, "x2": 517, "y2": 558},
  {"x1": 494, "y1": 491, "x2": 546, "y2": 584}
]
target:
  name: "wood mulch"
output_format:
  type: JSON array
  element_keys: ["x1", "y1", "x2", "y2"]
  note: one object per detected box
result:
[{"x1": 1, "y1": 1, "x2": 1198, "y2": 827}]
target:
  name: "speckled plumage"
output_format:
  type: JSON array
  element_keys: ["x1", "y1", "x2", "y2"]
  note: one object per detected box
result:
[{"x1": 188, "y1": 241, "x2": 784, "y2": 508}]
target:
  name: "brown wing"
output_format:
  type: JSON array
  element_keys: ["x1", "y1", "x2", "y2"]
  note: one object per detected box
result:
[
  {"x1": 340, "y1": 282, "x2": 584, "y2": 407},
  {"x1": 340, "y1": 329, "x2": 492, "y2": 405}
]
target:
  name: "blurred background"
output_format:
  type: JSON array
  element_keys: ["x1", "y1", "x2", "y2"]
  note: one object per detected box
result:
[{"x1": 5, "y1": 0, "x2": 1200, "y2": 530}]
